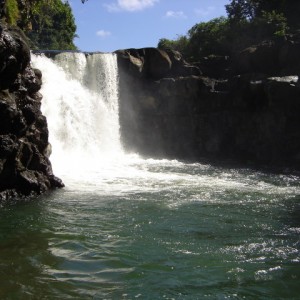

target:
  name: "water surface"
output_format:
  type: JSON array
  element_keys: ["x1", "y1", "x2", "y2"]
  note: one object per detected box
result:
[
  {"x1": 0, "y1": 159, "x2": 299, "y2": 299},
  {"x1": 5, "y1": 52, "x2": 297, "y2": 299}
]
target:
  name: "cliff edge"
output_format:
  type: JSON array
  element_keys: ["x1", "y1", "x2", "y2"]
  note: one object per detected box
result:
[{"x1": 116, "y1": 42, "x2": 300, "y2": 171}]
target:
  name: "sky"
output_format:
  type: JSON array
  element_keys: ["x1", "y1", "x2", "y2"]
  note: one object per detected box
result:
[{"x1": 69, "y1": 0, "x2": 231, "y2": 52}]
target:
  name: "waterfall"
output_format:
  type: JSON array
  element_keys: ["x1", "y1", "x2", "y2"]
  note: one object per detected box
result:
[{"x1": 31, "y1": 52, "x2": 124, "y2": 176}]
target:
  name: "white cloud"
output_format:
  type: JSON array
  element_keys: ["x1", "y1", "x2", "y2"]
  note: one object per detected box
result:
[
  {"x1": 105, "y1": 0, "x2": 159, "y2": 12},
  {"x1": 195, "y1": 6, "x2": 216, "y2": 17},
  {"x1": 96, "y1": 30, "x2": 111, "y2": 37},
  {"x1": 165, "y1": 10, "x2": 186, "y2": 19}
]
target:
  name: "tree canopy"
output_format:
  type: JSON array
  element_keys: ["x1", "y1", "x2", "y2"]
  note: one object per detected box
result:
[
  {"x1": 158, "y1": 0, "x2": 300, "y2": 62},
  {"x1": 226, "y1": 0, "x2": 300, "y2": 29},
  {"x1": 1, "y1": 0, "x2": 77, "y2": 50},
  {"x1": 186, "y1": 17, "x2": 229, "y2": 61}
]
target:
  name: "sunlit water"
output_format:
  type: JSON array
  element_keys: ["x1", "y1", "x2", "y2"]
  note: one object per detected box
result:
[
  {"x1": 0, "y1": 163, "x2": 299, "y2": 299},
  {"x1": 0, "y1": 53, "x2": 299, "y2": 299}
]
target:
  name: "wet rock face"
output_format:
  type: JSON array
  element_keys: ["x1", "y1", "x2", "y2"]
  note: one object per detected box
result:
[
  {"x1": 116, "y1": 46, "x2": 300, "y2": 170},
  {"x1": 0, "y1": 25, "x2": 30, "y2": 89},
  {"x1": 0, "y1": 22, "x2": 63, "y2": 202}
]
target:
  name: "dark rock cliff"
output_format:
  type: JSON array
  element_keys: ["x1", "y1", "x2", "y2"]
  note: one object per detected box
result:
[
  {"x1": 116, "y1": 43, "x2": 300, "y2": 171},
  {"x1": 0, "y1": 23, "x2": 63, "y2": 202}
]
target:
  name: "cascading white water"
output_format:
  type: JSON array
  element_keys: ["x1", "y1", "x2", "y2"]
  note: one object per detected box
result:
[
  {"x1": 32, "y1": 52, "x2": 124, "y2": 177},
  {"x1": 4, "y1": 53, "x2": 297, "y2": 300},
  {"x1": 31, "y1": 52, "x2": 300, "y2": 198}
]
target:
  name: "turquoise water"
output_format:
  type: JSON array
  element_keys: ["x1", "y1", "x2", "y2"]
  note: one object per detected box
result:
[{"x1": 0, "y1": 160, "x2": 299, "y2": 299}]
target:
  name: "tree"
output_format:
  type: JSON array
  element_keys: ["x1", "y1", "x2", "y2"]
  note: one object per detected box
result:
[
  {"x1": 26, "y1": 0, "x2": 77, "y2": 50},
  {"x1": 158, "y1": 35, "x2": 189, "y2": 56},
  {"x1": 225, "y1": 0, "x2": 258, "y2": 21},
  {"x1": 157, "y1": 17, "x2": 231, "y2": 62},
  {"x1": 1, "y1": 0, "x2": 20, "y2": 25},
  {"x1": 224, "y1": 0, "x2": 290, "y2": 52},
  {"x1": 226, "y1": 0, "x2": 300, "y2": 31},
  {"x1": 1, "y1": 0, "x2": 78, "y2": 50},
  {"x1": 187, "y1": 17, "x2": 230, "y2": 60},
  {"x1": 156, "y1": 0, "x2": 300, "y2": 63}
]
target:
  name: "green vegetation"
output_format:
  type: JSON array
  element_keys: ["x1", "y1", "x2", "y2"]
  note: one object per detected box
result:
[
  {"x1": 158, "y1": 0, "x2": 300, "y2": 62},
  {"x1": 5, "y1": 0, "x2": 19, "y2": 26},
  {"x1": 226, "y1": 0, "x2": 300, "y2": 29},
  {"x1": 158, "y1": 35, "x2": 189, "y2": 57},
  {"x1": 186, "y1": 17, "x2": 230, "y2": 61},
  {"x1": 1, "y1": 0, "x2": 77, "y2": 50},
  {"x1": 26, "y1": 0, "x2": 77, "y2": 50}
]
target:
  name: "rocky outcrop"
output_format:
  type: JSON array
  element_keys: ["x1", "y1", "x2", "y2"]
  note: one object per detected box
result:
[
  {"x1": 0, "y1": 23, "x2": 63, "y2": 202},
  {"x1": 116, "y1": 45, "x2": 300, "y2": 170},
  {"x1": 116, "y1": 48, "x2": 200, "y2": 80}
]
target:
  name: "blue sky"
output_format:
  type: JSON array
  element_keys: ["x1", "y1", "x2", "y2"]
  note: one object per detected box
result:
[{"x1": 69, "y1": 0, "x2": 230, "y2": 52}]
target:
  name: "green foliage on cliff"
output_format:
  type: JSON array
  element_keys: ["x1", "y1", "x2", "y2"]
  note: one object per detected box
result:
[
  {"x1": 158, "y1": 0, "x2": 299, "y2": 62},
  {"x1": 225, "y1": 0, "x2": 289, "y2": 39},
  {"x1": 1, "y1": 0, "x2": 77, "y2": 50},
  {"x1": 158, "y1": 35, "x2": 189, "y2": 57},
  {"x1": 186, "y1": 17, "x2": 230, "y2": 61},
  {"x1": 26, "y1": 0, "x2": 77, "y2": 50},
  {"x1": 226, "y1": 0, "x2": 300, "y2": 30},
  {"x1": 5, "y1": 0, "x2": 19, "y2": 25},
  {"x1": 158, "y1": 17, "x2": 231, "y2": 62}
]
